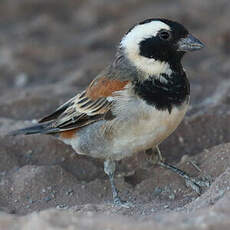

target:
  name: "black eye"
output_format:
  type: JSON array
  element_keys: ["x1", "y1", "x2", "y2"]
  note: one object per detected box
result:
[{"x1": 159, "y1": 30, "x2": 172, "y2": 41}]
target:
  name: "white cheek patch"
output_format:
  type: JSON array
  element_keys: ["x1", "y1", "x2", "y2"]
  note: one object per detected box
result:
[
  {"x1": 134, "y1": 58, "x2": 172, "y2": 80},
  {"x1": 121, "y1": 21, "x2": 172, "y2": 77}
]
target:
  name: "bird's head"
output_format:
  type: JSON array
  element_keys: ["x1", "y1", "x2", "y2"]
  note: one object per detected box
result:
[{"x1": 120, "y1": 18, "x2": 204, "y2": 78}]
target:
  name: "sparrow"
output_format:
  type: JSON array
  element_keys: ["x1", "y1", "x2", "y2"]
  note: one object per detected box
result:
[{"x1": 11, "y1": 18, "x2": 206, "y2": 206}]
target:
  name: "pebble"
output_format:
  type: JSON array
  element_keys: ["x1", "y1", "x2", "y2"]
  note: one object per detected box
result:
[
  {"x1": 28, "y1": 199, "x2": 34, "y2": 204},
  {"x1": 154, "y1": 187, "x2": 162, "y2": 195},
  {"x1": 66, "y1": 189, "x2": 74, "y2": 196},
  {"x1": 44, "y1": 197, "x2": 52, "y2": 202},
  {"x1": 169, "y1": 193, "x2": 175, "y2": 200},
  {"x1": 56, "y1": 204, "x2": 69, "y2": 209},
  {"x1": 15, "y1": 73, "x2": 28, "y2": 88},
  {"x1": 81, "y1": 185, "x2": 86, "y2": 189}
]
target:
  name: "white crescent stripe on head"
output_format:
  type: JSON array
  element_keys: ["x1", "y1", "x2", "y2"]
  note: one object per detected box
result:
[
  {"x1": 120, "y1": 21, "x2": 172, "y2": 77},
  {"x1": 121, "y1": 21, "x2": 171, "y2": 51}
]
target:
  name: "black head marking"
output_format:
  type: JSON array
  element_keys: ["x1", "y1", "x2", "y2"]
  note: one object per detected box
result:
[
  {"x1": 137, "y1": 18, "x2": 189, "y2": 65},
  {"x1": 134, "y1": 72, "x2": 190, "y2": 113},
  {"x1": 122, "y1": 19, "x2": 191, "y2": 111}
]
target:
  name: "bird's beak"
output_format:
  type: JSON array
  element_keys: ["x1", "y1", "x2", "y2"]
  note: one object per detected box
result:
[{"x1": 177, "y1": 34, "x2": 205, "y2": 52}]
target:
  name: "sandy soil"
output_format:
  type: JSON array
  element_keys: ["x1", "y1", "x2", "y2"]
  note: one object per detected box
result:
[{"x1": 0, "y1": 0, "x2": 230, "y2": 229}]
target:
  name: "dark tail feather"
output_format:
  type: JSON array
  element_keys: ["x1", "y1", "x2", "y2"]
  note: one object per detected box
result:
[{"x1": 8, "y1": 122, "x2": 59, "y2": 136}]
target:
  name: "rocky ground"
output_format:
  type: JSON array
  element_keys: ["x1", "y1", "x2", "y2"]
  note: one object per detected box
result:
[{"x1": 0, "y1": 0, "x2": 230, "y2": 229}]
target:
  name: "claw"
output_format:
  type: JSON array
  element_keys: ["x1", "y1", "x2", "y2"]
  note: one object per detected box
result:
[
  {"x1": 104, "y1": 159, "x2": 134, "y2": 208},
  {"x1": 154, "y1": 146, "x2": 211, "y2": 195},
  {"x1": 185, "y1": 179, "x2": 201, "y2": 195},
  {"x1": 185, "y1": 176, "x2": 211, "y2": 194},
  {"x1": 113, "y1": 198, "x2": 134, "y2": 208}
]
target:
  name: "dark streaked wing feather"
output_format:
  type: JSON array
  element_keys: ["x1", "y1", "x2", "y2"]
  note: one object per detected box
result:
[
  {"x1": 51, "y1": 91, "x2": 112, "y2": 130},
  {"x1": 10, "y1": 90, "x2": 113, "y2": 136},
  {"x1": 39, "y1": 95, "x2": 78, "y2": 123},
  {"x1": 10, "y1": 77, "x2": 129, "y2": 136},
  {"x1": 38, "y1": 89, "x2": 113, "y2": 133}
]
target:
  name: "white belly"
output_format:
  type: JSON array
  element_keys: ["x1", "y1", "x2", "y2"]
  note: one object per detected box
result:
[
  {"x1": 62, "y1": 97, "x2": 189, "y2": 161},
  {"x1": 110, "y1": 100, "x2": 189, "y2": 160}
]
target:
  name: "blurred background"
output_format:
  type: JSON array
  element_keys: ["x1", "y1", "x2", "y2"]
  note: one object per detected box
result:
[
  {"x1": 0, "y1": 0, "x2": 229, "y2": 120},
  {"x1": 1, "y1": 0, "x2": 230, "y2": 216}
]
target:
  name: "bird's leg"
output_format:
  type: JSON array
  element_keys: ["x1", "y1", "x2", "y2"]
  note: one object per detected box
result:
[
  {"x1": 148, "y1": 146, "x2": 210, "y2": 195},
  {"x1": 145, "y1": 145, "x2": 164, "y2": 164},
  {"x1": 104, "y1": 159, "x2": 130, "y2": 207},
  {"x1": 104, "y1": 159, "x2": 120, "y2": 204},
  {"x1": 155, "y1": 146, "x2": 164, "y2": 161}
]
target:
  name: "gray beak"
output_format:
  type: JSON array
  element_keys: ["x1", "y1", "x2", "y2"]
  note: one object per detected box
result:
[{"x1": 177, "y1": 34, "x2": 205, "y2": 52}]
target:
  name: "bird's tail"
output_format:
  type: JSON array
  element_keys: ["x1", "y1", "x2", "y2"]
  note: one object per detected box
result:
[{"x1": 8, "y1": 122, "x2": 59, "y2": 136}]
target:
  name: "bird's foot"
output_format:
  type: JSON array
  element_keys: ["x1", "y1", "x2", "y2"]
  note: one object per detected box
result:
[
  {"x1": 113, "y1": 196, "x2": 134, "y2": 208},
  {"x1": 184, "y1": 176, "x2": 211, "y2": 195},
  {"x1": 158, "y1": 161, "x2": 211, "y2": 195},
  {"x1": 145, "y1": 147, "x2": 164, "y2": 165},
  {"x1": 104, "y1": 160, "x2": 134, "y2": 208}
]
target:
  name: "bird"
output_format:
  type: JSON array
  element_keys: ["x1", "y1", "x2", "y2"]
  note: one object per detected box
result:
[{"x1": 10, "y1": 18, "x2": 206, "y2": 206}]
